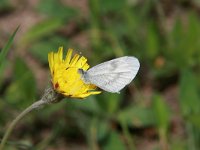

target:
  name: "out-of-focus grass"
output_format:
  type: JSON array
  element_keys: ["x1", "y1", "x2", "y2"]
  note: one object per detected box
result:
[
  {"x1": 0, "y1": 27, "x2": 19, "y2": 105},
  {"x1": 0, "y1": 0, "x2": 200, "y2": 149},
  {"x1": 0, "y1": 27, "x2": 19, "y2": 77}
]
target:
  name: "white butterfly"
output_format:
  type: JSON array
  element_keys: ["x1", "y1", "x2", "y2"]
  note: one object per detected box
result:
[{"x1": 79, "y1": 56, "x2": 140, "y2": 93}]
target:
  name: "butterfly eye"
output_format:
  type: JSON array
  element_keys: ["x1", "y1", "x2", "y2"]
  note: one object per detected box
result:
[{"x1": 78, "y1": 68, "x2": 85, "y2": 75}]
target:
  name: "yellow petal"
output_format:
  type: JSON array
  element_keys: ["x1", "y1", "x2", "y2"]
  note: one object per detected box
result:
[
  {"x1": 58, "y1": 47, "x2": 63, "y2": 63},
  {"x1": 65, "y1": 48, "x2": 73, "y2": 65},
  {"x1": 70, "y1": 54, "x2": 80, "y2": 67},
  {"x1": 48, "y1": 52, "x2": 54, "y2": 75},
  {"x1": 75, "y1": 56, "x2": 87, "y2": 68}
]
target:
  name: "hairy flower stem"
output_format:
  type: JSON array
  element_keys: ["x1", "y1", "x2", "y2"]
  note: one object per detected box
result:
[
  {"x1": 0, "y1": 86, "x2": 63, "y2": 150},
  {"x1": 0, "y1": 100, "x2": 46, "y2": 150}
]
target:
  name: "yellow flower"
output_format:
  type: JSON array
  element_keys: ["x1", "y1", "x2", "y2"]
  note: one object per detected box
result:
[{"x1": 48, "y1": 47, "x2": 101, "y2": 98}]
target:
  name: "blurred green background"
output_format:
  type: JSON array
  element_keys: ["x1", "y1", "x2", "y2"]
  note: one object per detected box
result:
[{"x1": 0, "y1": 0, "x2": 200, "y2": 149}]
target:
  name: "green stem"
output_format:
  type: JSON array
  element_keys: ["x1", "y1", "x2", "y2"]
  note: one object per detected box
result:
[
  {"x1": 186, "y1": 123, "x2": 196, "y2": 150},
  {"x1": 159, "y1": 128, "x2": 169, "y2": 150},
  {"x1": 0, "y1": 100, "x2": 46, "y2": 150},
  {"x1": 121, "y1": 121, "x2": 135, "y2": 150}
]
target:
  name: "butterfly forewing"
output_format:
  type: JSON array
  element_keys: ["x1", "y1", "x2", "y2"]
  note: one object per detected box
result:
[{"x1": 82, "y1": 56, "x2": 140, "y2": 93}]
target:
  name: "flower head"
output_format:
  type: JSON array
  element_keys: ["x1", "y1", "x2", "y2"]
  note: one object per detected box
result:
[{"x1": 48, "y1": 47, "x2": 101, "y2": 98}]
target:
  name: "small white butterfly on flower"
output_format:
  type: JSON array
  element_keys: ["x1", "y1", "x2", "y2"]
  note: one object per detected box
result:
[{"x1": 79, "y1": 56, "x2": 140, "y2": 93}]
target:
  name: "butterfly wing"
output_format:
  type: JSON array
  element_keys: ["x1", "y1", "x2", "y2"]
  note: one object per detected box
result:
[{"x1": 82, "y1": 56, "x2": 140, "y2": 93}]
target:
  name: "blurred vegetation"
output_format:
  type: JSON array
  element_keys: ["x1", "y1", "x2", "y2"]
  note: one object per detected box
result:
[{"x1": 0, "y1": 0, "x2": 200, "y2": 150}]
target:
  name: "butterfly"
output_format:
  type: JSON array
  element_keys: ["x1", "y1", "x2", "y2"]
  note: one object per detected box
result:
[{"x1": 78, "y1": 56, "x2": 140, "y2": 93}]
